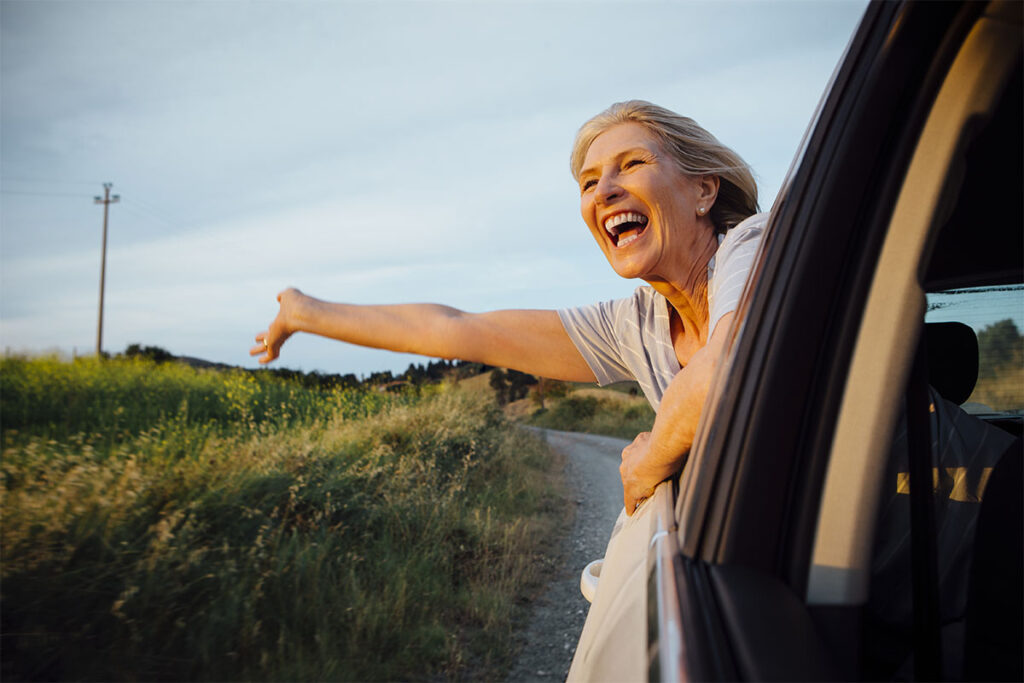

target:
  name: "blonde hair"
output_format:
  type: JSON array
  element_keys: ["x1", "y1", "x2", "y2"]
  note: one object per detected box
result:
[{"x1": 570, "y1": 100, "x2": 759, "y2": 233}]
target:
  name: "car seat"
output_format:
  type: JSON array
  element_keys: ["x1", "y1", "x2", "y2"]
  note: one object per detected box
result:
[
  {"x1": 866, "y1": 321, "x2": 1019, "y2": 680},
  {"x1": 924, "y1": 322, "x2": 978, "y2": 405}
]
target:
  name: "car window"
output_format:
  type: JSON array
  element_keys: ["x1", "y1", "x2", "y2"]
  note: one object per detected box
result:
[{"x1": 926, "y1": 285, "x2": 1024, "y2": 414}]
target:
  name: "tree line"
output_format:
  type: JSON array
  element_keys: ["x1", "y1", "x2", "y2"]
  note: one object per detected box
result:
[
  {"x1": 120, "y1": 344, "x2": 497, "y2": 392},
  {"x1": 976, "y1": 318, "x2": 1023, "y2": 379}
]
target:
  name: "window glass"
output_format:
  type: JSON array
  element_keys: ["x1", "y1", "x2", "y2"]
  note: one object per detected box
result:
[{"x1": 925, "y1": 284, "x2": 1024, "y2": 414}]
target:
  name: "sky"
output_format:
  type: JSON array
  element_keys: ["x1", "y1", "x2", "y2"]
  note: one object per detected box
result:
[{"x1": 1, "y1": 0, "x2": 869, "y2": 378}]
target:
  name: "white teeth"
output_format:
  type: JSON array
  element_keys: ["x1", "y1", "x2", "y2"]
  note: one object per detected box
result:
[
  {"x1": 603, "y1": 211, "x2": 648, "y2": 235},
  {"x1": 618, "y1": 232, "x2": 639, "y2": 247}
]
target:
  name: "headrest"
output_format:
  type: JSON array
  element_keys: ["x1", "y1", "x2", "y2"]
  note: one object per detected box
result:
[{"x1": 925, "y1": 322, "x2": 979, "y2": 405}]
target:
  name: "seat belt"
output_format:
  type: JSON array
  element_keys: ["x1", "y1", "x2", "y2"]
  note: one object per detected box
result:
[{"x1": 906, "y1": 331, "x2": 941, "y2": 680}]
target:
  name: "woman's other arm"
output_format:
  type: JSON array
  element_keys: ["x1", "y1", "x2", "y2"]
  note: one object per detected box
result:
[
  {"x1": 618, "y1": 311, "x2": 736, "y2": 514},
  {"x1": 250, "y1": 288, "x2": 597, "y2": 383}
]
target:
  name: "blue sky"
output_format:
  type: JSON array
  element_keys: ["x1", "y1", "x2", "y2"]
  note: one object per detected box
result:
[{"x1": 1, "y1": 0, "x2": 868, "y2": 377}]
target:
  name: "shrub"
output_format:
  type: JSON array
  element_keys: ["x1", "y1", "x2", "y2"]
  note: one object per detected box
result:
[{"x1": 526, "y1": 392, "x2": 655, "y2": 439}]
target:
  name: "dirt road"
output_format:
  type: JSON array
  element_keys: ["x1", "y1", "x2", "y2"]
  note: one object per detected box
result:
[{"x1": 506, "y1": 428, "x2": 627, "y2": 682}]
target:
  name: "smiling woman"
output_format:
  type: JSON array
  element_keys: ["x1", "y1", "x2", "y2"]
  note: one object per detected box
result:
[{"x1": 252, "y1": 100, "x2": 766, "y2": 514}]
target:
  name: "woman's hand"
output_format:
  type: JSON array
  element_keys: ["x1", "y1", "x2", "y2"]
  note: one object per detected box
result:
[
  {"x1": 620, "y1": 431, "x2": 665, "y2": 514},
  {"x1": 250, "y1": 288, "x2": 304, "y2": 364}
]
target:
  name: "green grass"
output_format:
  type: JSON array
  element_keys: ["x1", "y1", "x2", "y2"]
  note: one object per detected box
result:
[
  {"x1": 1, "y1": 356, "x2": 567, "y2": 681},
  {"x1": 0, "y1": 355, "x2": 400, "y2": 447},
  {"x1": 524, "y1": 389, "x2": 655, "y2": 440}
]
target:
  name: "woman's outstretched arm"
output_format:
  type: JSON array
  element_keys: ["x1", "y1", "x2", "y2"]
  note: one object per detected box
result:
[{"x1": 250, "y1": 288, "x2": 597, "y2": 383}]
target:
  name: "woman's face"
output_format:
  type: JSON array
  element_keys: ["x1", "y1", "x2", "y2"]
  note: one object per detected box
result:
[{"x1": 578, "y1": 122, "x2": 715, "y2": 282}]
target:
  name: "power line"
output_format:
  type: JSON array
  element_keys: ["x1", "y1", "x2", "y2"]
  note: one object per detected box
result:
[
  {"x1": 0, "y1": 190, "x2": 93, "y2": 198},
  {"x1": 1, "y1": 176, "x2": 104, "y2": 186},
  {"x1": 119, "y1": 195, "x2": 187, "y2": 229},
  {"x1": 119, "y1": 200, "x2": 179, "y2": 231},
  {"x1": 3, "y1": 179, "x2": 189, "y2": 229}
]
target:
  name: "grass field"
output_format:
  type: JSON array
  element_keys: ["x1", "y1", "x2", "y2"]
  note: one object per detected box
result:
[{"x1": 1, "y1": 356, "x2": 568, "y2": 681}]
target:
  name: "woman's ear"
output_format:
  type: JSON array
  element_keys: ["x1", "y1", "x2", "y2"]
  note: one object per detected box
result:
[{"x1": 698, "y1": 175, "x2": 720, "y2": 207}]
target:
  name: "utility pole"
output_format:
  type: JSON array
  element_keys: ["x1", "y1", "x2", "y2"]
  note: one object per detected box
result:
[{"x1": 94, "y1": 183, "x2": 119, "y2": 357}]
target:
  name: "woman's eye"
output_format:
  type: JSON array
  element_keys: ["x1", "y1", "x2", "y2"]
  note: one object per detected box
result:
[
  {"x1": 581, "y1": 179, "x2": 597, "y2": 192},
  {"x1": 624, "y1": 158, "x2": 645, "y2": 169}
]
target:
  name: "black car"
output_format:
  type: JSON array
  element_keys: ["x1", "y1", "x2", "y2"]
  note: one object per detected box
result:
[{"x1": 569, "y1": 2, "x2": 1022, "y2": 680}]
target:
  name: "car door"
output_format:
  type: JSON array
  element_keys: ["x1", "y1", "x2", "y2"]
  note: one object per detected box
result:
[{"x1": 570, "y1": 1, "x2": 1022, "y2": 680}]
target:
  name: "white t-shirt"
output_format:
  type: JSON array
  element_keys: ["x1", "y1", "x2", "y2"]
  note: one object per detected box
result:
[{"x1": 558, "y1": 212, "x2": 767, "y2": 409}]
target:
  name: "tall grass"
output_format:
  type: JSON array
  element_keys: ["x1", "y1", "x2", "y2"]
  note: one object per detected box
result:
[{"x1": 1, "y1": 357, "x2": 567, "y2": 681}]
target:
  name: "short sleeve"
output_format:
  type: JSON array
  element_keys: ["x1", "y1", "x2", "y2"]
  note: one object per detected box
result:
[
  {"x1": 558, "y1": 298, "x2": 636, "y2": 386},
  {"x1": 707, "y1": 213, "x2": 767, "y2": 335}
]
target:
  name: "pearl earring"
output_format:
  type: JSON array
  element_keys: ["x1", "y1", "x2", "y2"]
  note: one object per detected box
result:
[{"x1": 697, "y1": 207, "x2": 706, "y2": 216}]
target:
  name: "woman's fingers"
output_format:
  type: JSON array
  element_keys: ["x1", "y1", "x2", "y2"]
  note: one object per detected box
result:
[
  {"x1": 622, "y1": 482, "x2": 653, "y2": 516},
  {"x1": 251, "y1": 289, "x2": 302, "y2": 364},
  {"x1": 622, "y1": 480, "x2": 656, "y2": 516},
  {"x1": 249, "y1": 336, "x2": 270, "y2": 362},
  {"x1": 620, "y1": 431, "x2": 655, "y2": 515},
  {"x1": 249, "y1": 333, "x2": 275, "y2": 362}
]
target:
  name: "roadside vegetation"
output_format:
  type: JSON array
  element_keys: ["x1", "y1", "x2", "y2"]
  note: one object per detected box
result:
[
  {"x1": 1, "y1": 355, "x2": 567, "y2": 682},
  {"x1": 521, "y1": 385, "x2": 655, "y2": 440},
  {"x1": 970, "y1": 318, "x2": 1024, "y2": 412},
  {"x1": 447, "y1": 371, "x2": 655, "y2": 440}
]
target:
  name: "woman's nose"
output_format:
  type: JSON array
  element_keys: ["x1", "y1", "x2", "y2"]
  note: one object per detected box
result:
[{"x1": 595, "y1": 175, "x2": 622, "y2": 204}]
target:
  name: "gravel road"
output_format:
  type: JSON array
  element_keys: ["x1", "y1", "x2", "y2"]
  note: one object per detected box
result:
[{"x1": 505, "y1": 428, "x2": 627, "y2": 682}]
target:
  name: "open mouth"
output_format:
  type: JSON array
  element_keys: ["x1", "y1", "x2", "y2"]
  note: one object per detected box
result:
[{"x1": 604, "y1": 211, "x2": 649, "y2": 248}]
